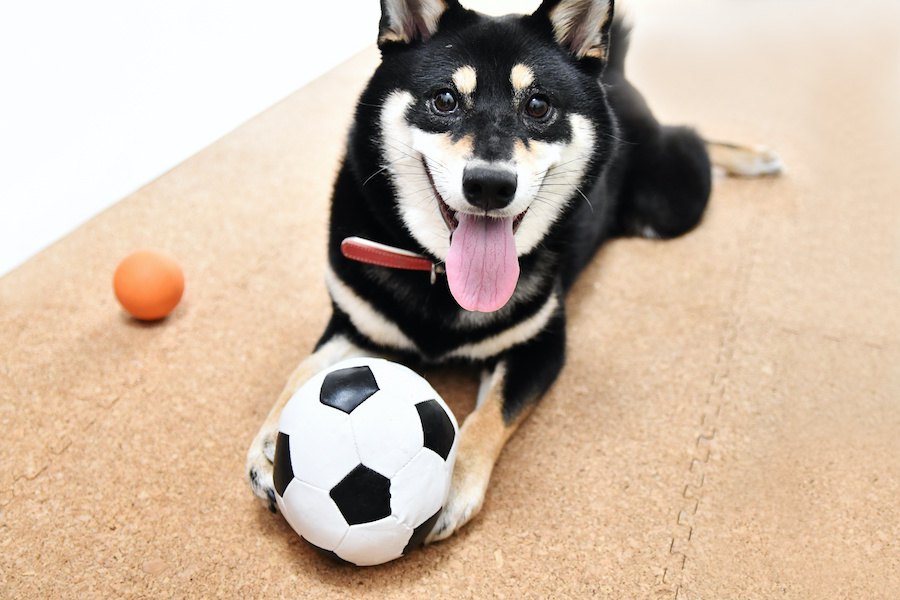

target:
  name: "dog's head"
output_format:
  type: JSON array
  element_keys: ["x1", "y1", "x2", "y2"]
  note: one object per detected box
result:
[{"x1": 359, "y1": 0, "x2": 617, "y2": 312}]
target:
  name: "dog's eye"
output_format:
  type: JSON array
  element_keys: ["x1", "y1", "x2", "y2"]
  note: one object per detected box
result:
[
  {"x1": 432, "y1": 89, "x2": 458, "y2": 114},
  {"x1": 524, "y1": 95, "x2": 551, "y2": 120}
]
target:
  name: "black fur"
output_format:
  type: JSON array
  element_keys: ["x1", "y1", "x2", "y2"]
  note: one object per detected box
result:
[{"x1": 318, "y1": 1, "x2": 711, "y2": 423}]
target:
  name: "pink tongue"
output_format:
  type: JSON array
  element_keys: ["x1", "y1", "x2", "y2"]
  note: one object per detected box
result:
[{"x1": 446, "y1": 213, "x2": 520, "y2": 312}]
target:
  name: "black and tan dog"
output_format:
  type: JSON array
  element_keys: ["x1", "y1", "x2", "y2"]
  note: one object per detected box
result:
[{"x1": 247, "y1": 0, "x2": 779, "y2": 543}]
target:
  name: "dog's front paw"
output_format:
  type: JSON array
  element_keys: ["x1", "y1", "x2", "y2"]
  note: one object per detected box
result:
[
  {"x1": 426, "y1": 466, "x2": 490, "y2": 543},
  {"x1": 246, "y1": 426, "x2": 279, "y2": 513}
]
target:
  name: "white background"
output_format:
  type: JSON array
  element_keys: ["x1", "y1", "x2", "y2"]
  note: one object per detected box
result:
[
  {"x1": 0, "y1": 1, "x2": 382, "y2": 276},
  {"x1": 0, "y1": 1, "x2": 538, "y2": 277}
]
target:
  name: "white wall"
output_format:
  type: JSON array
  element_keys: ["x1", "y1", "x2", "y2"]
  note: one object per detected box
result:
[
  {"x1": 0, "y1": 0, "x2": 541, "y2": 277},
  {"x1": 0, "y1": 1, "x2": 380, "y2": 276}
]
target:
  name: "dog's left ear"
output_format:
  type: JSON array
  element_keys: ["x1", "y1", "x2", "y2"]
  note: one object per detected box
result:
[
  {"x1": 533, "y1": 0, "x2": 614, "y2": 62},
  {"x1": 378, "y1": 0, "x2": 462, "y2": 47}
]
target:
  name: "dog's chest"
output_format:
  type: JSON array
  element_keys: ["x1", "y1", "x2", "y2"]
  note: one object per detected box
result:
[{"x1": 325, "y1": 262, "x2": 559, "y2": 363}]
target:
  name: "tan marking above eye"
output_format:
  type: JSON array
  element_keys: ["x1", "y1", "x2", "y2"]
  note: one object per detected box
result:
[
  {"x1": 452, "y1": 65, "x2": 477, "y2": 96},
  {"x1": 510, "y1": 64, "x2": 535, "y2": 93}
]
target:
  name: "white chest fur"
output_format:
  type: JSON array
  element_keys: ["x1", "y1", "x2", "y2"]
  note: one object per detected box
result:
[{"x1": 324, "y1": 264, "x2": 558, "y2": 362}]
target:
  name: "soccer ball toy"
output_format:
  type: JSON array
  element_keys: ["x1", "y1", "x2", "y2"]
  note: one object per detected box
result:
[{"x1": 273, "y1": 357, "x2": 458, "y2": 566}]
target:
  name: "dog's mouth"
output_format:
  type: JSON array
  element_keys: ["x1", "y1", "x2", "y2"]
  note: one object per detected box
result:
[
  {"x1": 422, "y1": 158, "x2": 525, "y2": 313},
  {"x1": 423, "y1": 160, "x2": 527, "y2": 235}
]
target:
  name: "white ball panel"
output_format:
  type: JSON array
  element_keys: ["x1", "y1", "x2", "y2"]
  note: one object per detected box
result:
[
  {"x1": 390, "y1": 448, "x2": 450, "y2": 529},
  {"x1": 350, "y1": 390, "x2": 424, "y2": 478},
  {"x1": 334, "y1": 516, "x2": 412, "y2": 566},
  {"x1": 369, "y1": 360, "x2": 437, "y2": 407},
  {"x1": 277, "y1": 370, "x2": 333, "y2": 437},
  {"x1": 410, "y1": 377, "x2": 447, "y2": 410},
  {"x1": 280, "y1": 480, "x2": 349, "y2": 551},
  {"x1": 287, "y1": 407, "x2": 359, "y2": 490}
]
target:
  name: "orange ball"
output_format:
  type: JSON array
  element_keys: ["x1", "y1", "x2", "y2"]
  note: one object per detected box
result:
[{"x1": 113, "y1": 250, "x2": 184, "y2": 321}]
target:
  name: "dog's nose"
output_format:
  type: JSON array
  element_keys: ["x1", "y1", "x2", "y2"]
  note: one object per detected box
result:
[{"x1": 462, "y1": 165, "x2": 517, "y2": 212}]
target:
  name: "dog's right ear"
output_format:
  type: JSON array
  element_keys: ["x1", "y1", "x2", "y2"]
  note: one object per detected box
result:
[{"x1": 378, "y1": 0, "x2": 461, "y2": 47}]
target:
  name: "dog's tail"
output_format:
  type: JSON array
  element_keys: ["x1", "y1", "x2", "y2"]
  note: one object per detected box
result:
[
  {"x1": 705, "y1": 140, "x2": 784, "y2": 177},
  {"x1": 606, "y1": 13, "x2": 783, "y2": 178}
]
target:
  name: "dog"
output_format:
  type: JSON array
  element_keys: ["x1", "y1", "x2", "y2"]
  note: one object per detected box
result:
[{"x1": 246, "y1": 0, "x2": 780, "y2": 544}]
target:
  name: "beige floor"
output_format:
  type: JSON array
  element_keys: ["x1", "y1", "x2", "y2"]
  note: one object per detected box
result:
[{"x1": 2, "y1": 1, "x2": 899, "y2": 598}]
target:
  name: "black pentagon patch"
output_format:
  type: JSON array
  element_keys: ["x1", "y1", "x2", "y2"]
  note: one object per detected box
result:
[
  {"x1": 272, "y1": 431, "x2": 293, "y2": 498},
  {"x1": 329, "y1": 464, "x2": 391, "y2": 525},
  {"x1": 320, "y1": 366, "x2": 379, "y2": 414},
  {"x1": 403, "y1": 509, "x2": 441, "y2": 555},
  {"x1": 415, "y1": 399, "x2": 456, "y2": 460}
]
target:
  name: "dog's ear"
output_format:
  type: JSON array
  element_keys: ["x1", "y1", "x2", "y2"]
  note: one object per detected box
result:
[
  {"x1": 378, "y1": 0, "x2": 461, "y2": 47},
  {"x1": 533, "y1": 0, "x2": 614, "y2": 62}
]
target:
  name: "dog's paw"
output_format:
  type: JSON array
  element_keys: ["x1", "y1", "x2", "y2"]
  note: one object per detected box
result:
[
  {"x1": 426, "y1": 468, "x2": 489, "y2": 543},
  {"x1": 246, "y1": 426, "x2": 279, "y2": 513}
]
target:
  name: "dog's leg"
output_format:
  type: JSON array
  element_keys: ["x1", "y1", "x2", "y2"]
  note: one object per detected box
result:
[
  {"x1": 706, "y1": 140, "x2": 783, "y2": 177},
  {"x1": 246, "y1": 334, "x2": 369, "y2": 512},
  {"x1": 427, "y1": 307, "x2": 566, "y2": 542}
]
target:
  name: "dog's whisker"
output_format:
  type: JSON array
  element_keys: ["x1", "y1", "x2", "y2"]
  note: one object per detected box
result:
[
  {"x1": 381, "y1": 142, "x2": 421, "y2": 164},
  {"x1": 385, "y1": 135, "x2": 447, "y2": 170},
  {"x1": 383, "y1": 170, "x2": 429, "y2": 177},
  {"x1": 421, "y1": 157, "x2": 449, "y2": 174},
  {"x1": 531, "y1": 196, "x2": 560, "y2": 209},
  {"x1": 573, "y1": 186, "x2": 594, "y2": 213},
  {"x1": 540, "y1": 169, "x2": 591, "y2": 180},
  {"x1": 364, "y1": 155, "x2": 424, "y2": 186},
  {"x1": 382, "y1": 135, "x2": 449, "y2": 171},
  {"x1": 598, "y1": 130, "x2": 636, "y2": 145},
  {"x1": 531, "y1": 169, "x2": 593, "y2": 212},
  {"x1": 379, "y1": 139, "x2": 448, "y2": 175},
  {"x1": 536, "y1": 155, "x2": 592, "y2": 178},
  {"x1": 408, "y1": 186, "x2": 440, "y2": 197}
]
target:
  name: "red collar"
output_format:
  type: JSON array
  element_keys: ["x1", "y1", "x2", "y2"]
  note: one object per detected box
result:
[{"x1": 340, "y1": 236, "x2": 444, "y2": 283}]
